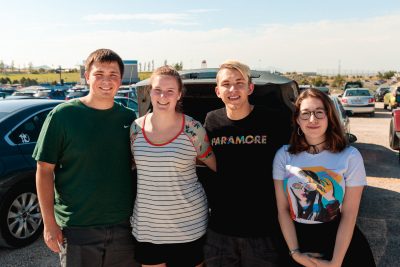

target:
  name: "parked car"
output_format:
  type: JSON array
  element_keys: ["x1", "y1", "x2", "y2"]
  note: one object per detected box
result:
[
  {"x1": 114, "y1": 96, "x2": 138, "y2": 117},
  {"x1": 0, "y1": 99, "x2": 64, "y2": 248},
  {"x1": 374, "y1": 86, "x2": 391, "y2": 102},
  {"x1": 117, "y1": 85, "x2": 137, "y2": 100},
  {"x1": 340, "y1": 88, "x2": 375, "y2": 117},
  {"x1": 135, "y1": 68, "x2": 299, "y2": 123},
  {"x1": 33, "y1": 89, "x2": 66, "y2": 100},
  {"x1": 0, "y1": 89, "x2": 16, "y2": 99},
  {"x1": 135, "y1": 67, "x2": 300, "y2": 192},
  {"x1": 315, "y1": 86, "x2": 330, "y2": 95},
  {"x1": 330, "y1": 95, "x2": 357, "y2": 143},
  {"x1": 383, "y1": 85, "x2": 400, "y2": 110},
  {"x1": 344, "y1": 81, "x2": 363, "y2": 90},
  {"x1": 65, "y1": 89, "x2": 89, "y2": 100},
  {"x1": 389, "y1": 109, "x2": 400, "y2": 156}
]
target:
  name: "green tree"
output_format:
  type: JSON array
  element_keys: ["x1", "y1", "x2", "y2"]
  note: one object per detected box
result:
[
  {"x1": 331, "y1": 75, "x2": 345, "y2": 88},
  {"x1": 0, "y1": 60, "x2": 4, "y2": 73},
  {"x1": 173, "y1": 62, "x2": 183, "y2": 71},
  {"x1": 383, "y1": 71, "x2": 396, "y2": 79}
]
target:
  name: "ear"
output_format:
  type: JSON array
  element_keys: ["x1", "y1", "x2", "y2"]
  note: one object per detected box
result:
[
  {"x1": 215, "y1": 86, "x2": 222, "y2": 98},
  {"x1": 84, "y1": 71, "x2": 89, "y2": 83},
  {"x1": 248, "y1": 83, "x2": 255, "y2": 95}
]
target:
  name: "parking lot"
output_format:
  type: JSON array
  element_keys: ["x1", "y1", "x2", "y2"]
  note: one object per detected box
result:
[{"x1": 0, "y1": 103, "x2": 399, "y2": 267}]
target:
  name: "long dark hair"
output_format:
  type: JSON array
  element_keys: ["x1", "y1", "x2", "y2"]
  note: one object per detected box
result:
[{"x1": 288, "y1": 88, "x2": 347, "y2": 154}]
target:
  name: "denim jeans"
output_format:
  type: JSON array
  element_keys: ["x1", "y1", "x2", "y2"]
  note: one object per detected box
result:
[
  {"x1": 60, "y1": 221, "x2": 137, "y2": 267},
  {"x1": 204, "y1": 229, "x2": 280, "y2": 267}
]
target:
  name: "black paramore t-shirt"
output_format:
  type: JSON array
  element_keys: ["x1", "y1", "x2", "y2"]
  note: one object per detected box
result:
[{"x1": 204, "y1": 105, "x2": 292, "y2": 237}]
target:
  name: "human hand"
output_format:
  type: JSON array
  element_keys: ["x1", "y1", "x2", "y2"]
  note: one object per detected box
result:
[
  {"x1": 43, "y1": 222, "x2": 64, "y2": 253},
  {"x1": 310, "y1": 258, "x2": 341, "y2": 267},
  {"x1": 292, "y1": 252, "x2": 324, "y2": 267}
]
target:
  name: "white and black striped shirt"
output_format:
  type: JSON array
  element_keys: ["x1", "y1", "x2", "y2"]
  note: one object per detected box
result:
[{"x1": 130, "y1": 114, "x2": 213, "y2": 244}]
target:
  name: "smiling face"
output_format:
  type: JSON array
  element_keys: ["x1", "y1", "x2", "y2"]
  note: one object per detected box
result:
[
  {"x1": 150, "y1": 75, "x2": 181, "y2": 113},
  {"x1": 215, "y1": 68, "x2": 254, "y2": 114},
  {"x1": 296, "y1": 97, "x2": 328, "y2": 145},
  {"x1": 85, "y1": 61, "x2": 121, "y2": 102}
]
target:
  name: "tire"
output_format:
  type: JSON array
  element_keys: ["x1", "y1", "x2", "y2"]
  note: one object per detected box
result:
[
  {"x1": 389, "y1": 118, "x2": 400, "y2": 150},
  {"x1": 0, "y1": 183, "x2": 43, "y2": 248}
]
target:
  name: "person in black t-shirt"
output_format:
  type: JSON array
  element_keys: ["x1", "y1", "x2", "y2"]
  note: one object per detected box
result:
[{"x1": 203, "y1": 60, "x2": 292, "y2": 266}]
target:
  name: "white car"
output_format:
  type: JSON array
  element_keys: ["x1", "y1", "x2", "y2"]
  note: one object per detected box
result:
[{"x1": 340, "y1": 88, "x2": 375, "y2": 117}]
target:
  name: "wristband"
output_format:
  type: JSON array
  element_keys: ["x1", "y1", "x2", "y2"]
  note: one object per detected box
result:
[{"x1": 289, "y1": 248, "x2": 300, "y2": 257}]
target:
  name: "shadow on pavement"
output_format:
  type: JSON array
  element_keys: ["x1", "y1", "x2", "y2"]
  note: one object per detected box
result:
[
  {"x1": 353, "y1": 142, "x2": 400, "y2": 178},
  {"x1": 358, "y1": 186, "x2": 400, "y2": 267}
]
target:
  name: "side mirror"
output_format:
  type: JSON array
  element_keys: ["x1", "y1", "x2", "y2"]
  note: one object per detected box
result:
[
  {"x1": 338, "y1": 94, "x2": 343, "y2": 98},
  {"x1": 345, "y1": 110, "x2": 353, "y2": 116},
  {"x1": 347, "y1": 133, "x2": 357, "y2": 143}
]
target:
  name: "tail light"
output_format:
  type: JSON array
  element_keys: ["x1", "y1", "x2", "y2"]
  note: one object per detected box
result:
[
  {"x1": 368, "y1": 98, "x2": 375, "y2": 103},
  {"x1": 341, "y1": 98, "x2": 347, "y2": 104}
]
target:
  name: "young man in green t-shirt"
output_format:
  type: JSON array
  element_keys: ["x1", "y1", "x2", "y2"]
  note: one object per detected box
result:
[{"x1": 33, "y1": 49, "x2": 137, "y2": 267}]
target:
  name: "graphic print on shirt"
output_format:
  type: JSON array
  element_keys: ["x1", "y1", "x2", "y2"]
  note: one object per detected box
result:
[
  {"x1": 210, "y1": 134, "x2": 267, "y2": 146},
  {"x1": 284, "y1": 166, "x2": 344, "y2": 223}
]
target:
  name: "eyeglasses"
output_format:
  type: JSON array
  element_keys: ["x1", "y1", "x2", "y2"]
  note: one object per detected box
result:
[
  {"x1": 299, "y1": 110, "x2": 326, "y2": 120},
  {"x1": 292, "y1": 182, "x2": 317, "y2": 192}
]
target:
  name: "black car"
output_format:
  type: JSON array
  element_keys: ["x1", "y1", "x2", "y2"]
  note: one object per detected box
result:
[
  {"x1": 374, "y1": 86, "x2": 391, "y2": 102},
  {"x1": 33, "y1": 89, "x2": 66, "y2": 100},
  {"x1": 135, "y1": 68, "x2": 299, "y2": 185},
  {"x1": 135, "y1": 68, "x2": 299, "y2": 123},
  {"x1": 0, "y1": 99, "x2": 63, "y2": 248}
]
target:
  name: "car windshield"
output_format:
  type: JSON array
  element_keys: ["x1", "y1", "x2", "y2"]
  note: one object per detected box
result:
[{"x1": 345, "y1": 90, "x2": 370, "y2": 96}]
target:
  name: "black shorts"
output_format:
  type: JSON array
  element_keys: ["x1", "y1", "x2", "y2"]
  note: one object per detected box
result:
[{"x1": 134, "y1": 235, "x2": 205, "y2": 267}]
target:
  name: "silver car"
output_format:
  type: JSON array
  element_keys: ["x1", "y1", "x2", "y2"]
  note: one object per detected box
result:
[
  {"x1": 340, "y1": 88, "x2": 375, "y2": 117},
  {"x1": 330, "y1": 96, "x2": 357, "y2": 143}
]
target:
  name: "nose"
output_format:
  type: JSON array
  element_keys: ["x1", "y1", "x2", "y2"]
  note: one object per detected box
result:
[{"x1": 309, "y1": 113, "x2": 318, "y2": 122}]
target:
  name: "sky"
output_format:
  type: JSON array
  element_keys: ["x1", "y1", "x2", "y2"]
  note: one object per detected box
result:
[{"x1": 1, "y1": 0, "x2": 399, "y2": 74}]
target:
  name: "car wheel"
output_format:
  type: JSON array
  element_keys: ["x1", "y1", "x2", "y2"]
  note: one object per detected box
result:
[
  {"x1": 370, "y1": 112, "x2": 375, "y2": 117},
  {"x1": 0, "y1": 183, "x2": 43, "y2": 248},
  {"x1": 389, "y1": 118, "x2": 400, "y2": 150}
]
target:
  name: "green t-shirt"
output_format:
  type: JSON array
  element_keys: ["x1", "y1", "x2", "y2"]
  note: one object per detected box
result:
[{"x1": 33, "y1": 99, "x2": 136, "y2": 227}]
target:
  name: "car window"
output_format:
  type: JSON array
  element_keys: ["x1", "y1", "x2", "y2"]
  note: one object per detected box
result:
[{"x1": 8, "y1": 109, "x2": 51, "y2": 144}]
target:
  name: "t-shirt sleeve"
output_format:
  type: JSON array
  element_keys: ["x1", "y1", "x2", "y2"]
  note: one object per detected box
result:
[
  {"x1": 344, "y1": 147, "x2": 367, "y2": 187},
  {"x1": 185, "y1": 116, "x2": 213, "y2": 161},
  {"x1": 32, "y1": 108, "x2": 64, "y2": 164},
  {"x1": 273, "y1": 145, "x2": 289, "y2": 180}
]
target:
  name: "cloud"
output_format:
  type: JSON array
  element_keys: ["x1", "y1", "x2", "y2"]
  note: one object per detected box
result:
[
  {"x1": 2, "y1": 13, "x2": 399, "y2": 72},
  {"x1": 83, "y1": 13, "x2": 197, "y2": 25}
]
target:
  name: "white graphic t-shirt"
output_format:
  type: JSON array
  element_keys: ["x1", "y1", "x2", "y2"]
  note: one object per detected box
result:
[{"x1": 273, "y1": 145, "x2": 366, "y2": 224}]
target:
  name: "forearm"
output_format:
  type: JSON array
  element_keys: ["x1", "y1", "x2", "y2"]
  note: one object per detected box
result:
[
  {"x1": 36, "y1": 164, "x2": 57, "y2": 226},
  {"x1": 331, "y1": 186, "x2": 363, "y2": 265},
  {"x1": 331, "y1": 210, "x2": 358, "y2": 265},
  {"x1": 278, "y1": 210, "x2": 299, "y2": 251}
]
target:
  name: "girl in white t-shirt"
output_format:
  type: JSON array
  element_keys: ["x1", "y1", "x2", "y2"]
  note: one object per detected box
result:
[{"x1": 273, "y1": 88, "x2": 375, "y2": 267}]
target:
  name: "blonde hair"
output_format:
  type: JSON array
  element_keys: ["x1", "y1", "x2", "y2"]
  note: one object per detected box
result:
[{"x1": 216, "y1": 60, "x2": 252, "y2": 84}]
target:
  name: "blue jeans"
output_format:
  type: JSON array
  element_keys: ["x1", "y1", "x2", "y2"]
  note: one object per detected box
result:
[
  {"x1": 204, "y1": 229, "x2": 280, "y2": 267},
  {"x1": 60, "y1": 221, "x2": 137, "y2": 267}
]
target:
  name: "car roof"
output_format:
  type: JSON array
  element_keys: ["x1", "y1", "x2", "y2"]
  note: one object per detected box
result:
[{"x1": 0, "y1": 99, "x2": 64, "y2": 114}]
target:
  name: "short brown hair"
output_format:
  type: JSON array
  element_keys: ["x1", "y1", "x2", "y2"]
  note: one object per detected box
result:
[
  {"x1": 85, "y1": 48, "x2": 124, "y2": 76},
  {"x1": 216, "y1": 60, "x2": 252, "y2": 84},
  {"x1": 288, "y1": 88, "x2": 348, "y2": 154},
  {"x1": 148, "y1": 65, "x2": 184, "y2": 112}
]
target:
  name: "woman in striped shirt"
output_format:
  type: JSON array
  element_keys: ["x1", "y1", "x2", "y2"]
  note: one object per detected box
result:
[{"x1": 130, "y1": 65, "x2": 216, "y2": 267}]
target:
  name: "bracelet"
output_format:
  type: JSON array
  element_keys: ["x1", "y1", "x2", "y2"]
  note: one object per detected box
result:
[{"x1": 289, "y1": 248, "x2": 300, "y2": 257}]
